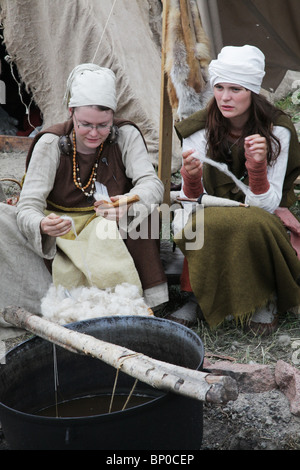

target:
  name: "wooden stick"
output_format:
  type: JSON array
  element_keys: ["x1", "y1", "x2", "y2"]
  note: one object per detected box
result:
[
  {"x1": 0, "y1": 135, "x2": 33, "y2": 153},
  {"x1": 158, "y1": 0, "x2": 173, "y2": 206},
  {"x1": 2, "y1": 307, "x2": 238, "y2": 405},
  {"x1": 100, "y1": 194, "x2": 140, "y2": 208},
  {"x1": 176, "y1": 196, "x2": 249, "y2": 207},
  {"x1": 0, "y1": 178, "x2": 22, "y2": 189},
  {"x1": 111, "y1": 194, "x2": 140, "y2": 207}
]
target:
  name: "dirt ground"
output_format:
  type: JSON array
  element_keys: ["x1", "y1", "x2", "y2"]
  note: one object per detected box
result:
[
  {"x1": 202, "y1": 389, "x2": 300, "y2": 450},
  {"x1": 1, "y1": 150, "x2": 300, "y2": 451},
  {"x1": 0, "y1": 150, "x2": 26, "y2": 194},
  {"x1": 199, "y1": 323, "x2": 300, "y2": 450}
]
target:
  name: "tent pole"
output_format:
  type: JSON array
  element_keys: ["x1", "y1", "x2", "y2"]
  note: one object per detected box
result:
[{"x1": 158, "y1": 0, "x2": 173, "y2": 206}]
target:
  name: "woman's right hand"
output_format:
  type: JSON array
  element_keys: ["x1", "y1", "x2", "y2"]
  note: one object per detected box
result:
[
  {"x1": 182, "y1": 149, "x2": 203, "y2": 177},
  {"x1": 40, "y1": 213, "x2": 72, "y2": 237}
]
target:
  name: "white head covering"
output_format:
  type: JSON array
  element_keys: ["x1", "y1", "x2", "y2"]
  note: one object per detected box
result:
[
  {"x1": 63, "y1": 63, "x2": 117, "y2": 111},
  {"x1": 209, "y1": 45, "x2": 265, "y2": 94}
]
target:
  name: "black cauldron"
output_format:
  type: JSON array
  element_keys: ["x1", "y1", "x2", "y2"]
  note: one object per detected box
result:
[{"x1": 0, "y1": 316, "x2": 204, "y2": 450}]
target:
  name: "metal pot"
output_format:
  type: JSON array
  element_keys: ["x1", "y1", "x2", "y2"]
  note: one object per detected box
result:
[{"x1": 0, "y1": 316, "x2": 204, "y2": 450}]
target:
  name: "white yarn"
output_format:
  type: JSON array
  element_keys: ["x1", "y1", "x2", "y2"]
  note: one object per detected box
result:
[
  {"x1": 193, "y1": 151, "x2": 251, "y2": 197},
  {"x1": 41, "y1": 283, "x2": 151, "y2": 325}
]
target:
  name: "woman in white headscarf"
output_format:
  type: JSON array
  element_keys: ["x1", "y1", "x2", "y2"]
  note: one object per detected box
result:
[
  {"x1": 170, "y1": 45, "x2": 300, "y2": 334},
  {"x1": 0, "y1": 64, "x2": 168, "y2": 325}
]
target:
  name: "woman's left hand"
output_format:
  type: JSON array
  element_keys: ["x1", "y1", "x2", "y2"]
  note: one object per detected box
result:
[
  {"x1": 244, "y1": 134, "x2": 267, "y2": 162},
  {"x1": 94, "y1": 195, "x2": 131, "y2": 221}
]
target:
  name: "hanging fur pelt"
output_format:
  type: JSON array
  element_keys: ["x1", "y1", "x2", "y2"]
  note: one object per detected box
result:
[{"x1": 165, "y1": 0, "x2": 211, "y2": 120}]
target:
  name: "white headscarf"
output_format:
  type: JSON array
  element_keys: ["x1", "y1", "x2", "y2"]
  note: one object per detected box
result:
[
  {"x1": 63, "y1": 63, "x2": 117, "y2": 111},
  {"x1": 209, "y1": 45, "x2": 265, "y2": 94}
]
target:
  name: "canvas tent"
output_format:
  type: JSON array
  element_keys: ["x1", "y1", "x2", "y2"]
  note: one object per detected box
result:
[
  {"x1": 0, "y1": 0, "x2": 184, "y2": 169},
  {"x1": 0, "y1": 0, "x2": 299, "y2": 174},
  {"x1": 201, "y1": 0, "x2": 300, "y2": 93}
]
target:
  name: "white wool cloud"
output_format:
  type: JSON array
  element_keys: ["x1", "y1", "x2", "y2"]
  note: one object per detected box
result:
[{"x1": 41, "y1": 283, "x2": 152, "y2": 325}]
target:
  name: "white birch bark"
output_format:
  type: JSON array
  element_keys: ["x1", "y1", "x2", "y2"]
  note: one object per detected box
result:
[{"x1": 2, "y1": 307, "x2": 238, "y2": 404}]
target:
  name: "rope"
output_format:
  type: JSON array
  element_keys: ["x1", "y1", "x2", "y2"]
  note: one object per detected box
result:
[
  {"x1": 108, "y1": 352, "x2": 142, "y2": 413},
  {"x1": 3, "y1": 0, "x2": 117, "y2": 127},
  {"x1": 53, "y1": 344, "x2": 60, "y2": 418},
  {"x1": 91, "y1": 0, "x2": 117, "y2": 64},
  {"x1": 122, "y1": 379, "x2": 138, "y2": 411},
  {"x1": 4, "y1": 54, "x2": 35, "y2": 130},
  {"x1": 109, "y1": 367, "x2": 120, "y2": 413},
  {"x1": 3, "y1": 0, "x2": 117, "y2": 129}
]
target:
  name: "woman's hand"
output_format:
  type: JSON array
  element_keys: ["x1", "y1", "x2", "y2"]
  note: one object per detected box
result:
[
  {"x1": 94, "y1": 196, "x2": 131, "y2": 221},
  {"x1": 182, "y1": 149, "x2": 203, "y2": 176},
  {"x1": 40, "y1": 213, "x2": 72, "y2": 237},
  {"x1": 244, "y1": 134, "x2": 268, "y2": 163}
]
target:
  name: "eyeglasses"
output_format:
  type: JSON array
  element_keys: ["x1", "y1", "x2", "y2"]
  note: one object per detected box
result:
[{"x1": 73, "y1": 113, "x2": 112, "y2": 133}]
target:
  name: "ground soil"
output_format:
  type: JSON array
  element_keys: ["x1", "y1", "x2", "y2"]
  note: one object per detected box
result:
[
  {"x1": 0, "y1": 150, "x2": 26, "y2": 196},
  {"x1": 1, "y1": 150, "x2": 300, "y2": 451},
  {"x1": 202, "y1": 389, "x2": 300, "y2": 450}
]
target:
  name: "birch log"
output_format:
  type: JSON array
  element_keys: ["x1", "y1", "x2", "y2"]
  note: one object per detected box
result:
[{"x1": 2, "y1": 307, "x2": 238, "y2": 404}]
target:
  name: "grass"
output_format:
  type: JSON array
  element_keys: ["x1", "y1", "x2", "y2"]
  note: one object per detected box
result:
[
  {"x1": 157, "y1": 283, "x2": 300, "y2": 367},
  {"x1": 276, "y1": 89, "x2": 300, "y2": 139},
  {"x1": 195, "y1": 311, "x2": 300, "y2": 366},
  {"x1": 276, "y1": 90, "x2": 300, "y2": 119}
]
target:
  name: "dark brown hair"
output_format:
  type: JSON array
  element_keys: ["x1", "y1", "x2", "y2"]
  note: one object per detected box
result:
[{"x1": 205, "y1": 92, "x2": 285, "y2": 165}]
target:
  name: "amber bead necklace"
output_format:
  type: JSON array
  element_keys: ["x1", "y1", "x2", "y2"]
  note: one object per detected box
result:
[{"x1": 72, "y1": 129, "x2": 103, "y2": 199}]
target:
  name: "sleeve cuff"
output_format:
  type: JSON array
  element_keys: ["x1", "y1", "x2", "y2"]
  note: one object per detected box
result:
[
  {"x1": 245, "y1": 158, "x2": 270, "y2": 195},
  {"x1": 180, "y1": 165, "x2": 203, "y2": 198}
]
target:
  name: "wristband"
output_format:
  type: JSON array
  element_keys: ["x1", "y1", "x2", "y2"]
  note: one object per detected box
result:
[
  {"x1": 180, "y1": 165, "x2": 203, "y2": 198},
  {"x1": 245, "y1": 158, "x2": 270, "y2": 195}
]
